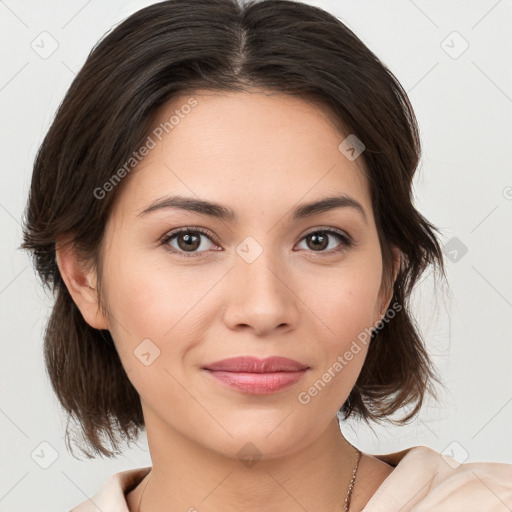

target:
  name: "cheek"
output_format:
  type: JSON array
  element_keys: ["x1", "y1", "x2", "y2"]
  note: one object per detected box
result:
[
  {"x1": 100, "y1": 265, "x2": 204, "y2": 406},
  {"x1": 324, "y1": 284, "x2": 380, "y2": 341},
  {"x1": 304, "y1": 257, "x2": 383, "y2": 346},
  {"x1": 100, "y1": 254, "x2": 213, "y2": 364},
  {"x1": 292, "y1": 268, "x2": 381, "y2": 419}
]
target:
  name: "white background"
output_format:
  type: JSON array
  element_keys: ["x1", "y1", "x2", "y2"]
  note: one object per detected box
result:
[{"x1": 1, "y1": 0, "x2": 511, "y2": 510}]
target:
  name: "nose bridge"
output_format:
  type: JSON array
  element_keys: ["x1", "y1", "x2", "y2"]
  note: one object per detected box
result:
[
  {"x1": 235, "y1": 233, "x2": 286, "y2": 291},
  {"x1": 224, "y1": 235, "x2": 298, "y2": 333}
]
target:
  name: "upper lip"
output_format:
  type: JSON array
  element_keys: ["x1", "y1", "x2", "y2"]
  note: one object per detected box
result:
[{"x1": 203, "y1": 356, "x2": 309, "y2": 373}]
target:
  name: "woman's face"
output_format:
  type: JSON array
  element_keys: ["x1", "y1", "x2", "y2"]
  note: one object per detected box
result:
[{"x1": 98, "y1": 89, "x2": 393, "y2": 459}]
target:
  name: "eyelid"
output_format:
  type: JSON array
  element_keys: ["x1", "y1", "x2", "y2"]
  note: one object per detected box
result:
[
  {"x1": 160, "y1": 226, "x2": 218, "y2": 244},
  {"x1": 301, "y1": 225, "x2": 352, "y2": 241}
]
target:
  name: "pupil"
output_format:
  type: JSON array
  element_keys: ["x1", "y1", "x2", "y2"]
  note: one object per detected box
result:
[
  {"x1": 180, "y1": 232, "x2": 200, "y2": 251},
  {"x1": 310, "y1": 233, "x2": 327, "y2": 250}
]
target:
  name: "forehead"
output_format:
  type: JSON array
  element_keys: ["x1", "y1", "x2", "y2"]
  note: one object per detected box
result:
[{"x1": 114, "y1": 89, "x2": 373, "y2": 223}]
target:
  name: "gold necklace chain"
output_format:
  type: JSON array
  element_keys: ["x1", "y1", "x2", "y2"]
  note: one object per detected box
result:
[
  {"x1": 344, "y1": 448, "x2": 362, "y2": 511},
  {"x1": 137, "y1": 448, "x2": 362, "y2": 512}
]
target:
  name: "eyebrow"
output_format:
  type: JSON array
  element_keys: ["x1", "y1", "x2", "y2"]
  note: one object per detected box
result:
[{"x1": 138, "y1": 194, "x2": 368, "y2": 224}]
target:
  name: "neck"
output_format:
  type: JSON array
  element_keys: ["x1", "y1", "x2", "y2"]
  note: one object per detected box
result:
[{"x1": 131, "y1": 414, "x2": 360, "y2": 512}]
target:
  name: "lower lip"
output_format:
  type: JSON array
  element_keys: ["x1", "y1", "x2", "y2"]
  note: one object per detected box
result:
[{"x1": 204, "y1": 369, "x2": 308, "y2": 394}]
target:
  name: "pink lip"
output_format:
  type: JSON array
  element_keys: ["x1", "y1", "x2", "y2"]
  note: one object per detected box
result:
[{"x1": 202, "y1": 356, "x2": 310, "y2": 395}]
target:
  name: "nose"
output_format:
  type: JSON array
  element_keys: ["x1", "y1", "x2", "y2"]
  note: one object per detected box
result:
[{"x1": 222, "y1": 249, "x2": 300, "y2": 337}]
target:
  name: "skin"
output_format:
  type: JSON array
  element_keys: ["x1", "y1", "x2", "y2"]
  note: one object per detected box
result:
[{"x1": 58, "y1": 89, "x2": 399, "y2": 511}]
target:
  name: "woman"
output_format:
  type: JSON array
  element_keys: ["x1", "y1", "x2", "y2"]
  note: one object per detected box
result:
[{"x1": 22, "y1": 0, "x2": 512, "y2": 510}]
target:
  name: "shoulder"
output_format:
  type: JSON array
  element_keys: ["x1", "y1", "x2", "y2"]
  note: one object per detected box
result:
[
  {"x1": 361, "y1": 445, "x2": 512, "y2": 512},
  {"x1": 69, "y1": 466, "x2": 151, "y2": 512}
]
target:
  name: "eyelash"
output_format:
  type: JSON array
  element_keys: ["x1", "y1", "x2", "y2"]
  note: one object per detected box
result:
[{"x1": 159, "y1": 226, "x2": 354, "y2": 258}]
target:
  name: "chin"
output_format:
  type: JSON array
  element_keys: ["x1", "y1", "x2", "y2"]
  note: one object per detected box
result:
[{"x1": 203, "y1": 417, "x2": 318, "y2": 461}]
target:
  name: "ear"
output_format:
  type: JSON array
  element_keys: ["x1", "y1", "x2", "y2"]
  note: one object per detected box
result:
[
  {"x1": 55, "y1": 239, "x2": 109, "y2": 330},
  {"x1": 376, "y1": 246, "x2": 402, "y2": 318}
]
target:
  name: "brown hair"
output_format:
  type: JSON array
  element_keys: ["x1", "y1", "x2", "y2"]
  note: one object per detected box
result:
[{"x1": 22, "y1": 0, "x2": 446, "y2": 458}]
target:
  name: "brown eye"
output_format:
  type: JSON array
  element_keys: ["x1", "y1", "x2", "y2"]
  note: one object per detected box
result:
[
  {"x1": 161, "y1": 228, "x2": 219, "y2": 256},
  {"x1": 306, "y1": 232, "x2": 329, "y2": 251},
  {"x1": 175, "y1": 232, "x2": 202, "y2": 252},
  {"x1": 297, "y1": 229, "x2": 353, "y2": 254}
]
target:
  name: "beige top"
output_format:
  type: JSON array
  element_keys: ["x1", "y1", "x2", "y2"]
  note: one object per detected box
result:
[{"x1": 70, "y1": 445, "x2": 512, "y2": 511}]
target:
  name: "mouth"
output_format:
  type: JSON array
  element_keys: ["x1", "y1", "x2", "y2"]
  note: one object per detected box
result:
[{"x1": 202, "y1": 356, "x2": 310, "y2": 395}]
